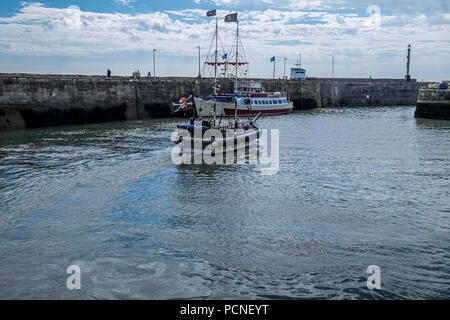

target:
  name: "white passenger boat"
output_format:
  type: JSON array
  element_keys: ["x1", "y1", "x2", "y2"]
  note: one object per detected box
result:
[
  {"x1": 194, "y1": 81, "x2": 293, "y2": 117},
  {"x1": 193, "y1": 10, "x2": 293, "y2": 118}
]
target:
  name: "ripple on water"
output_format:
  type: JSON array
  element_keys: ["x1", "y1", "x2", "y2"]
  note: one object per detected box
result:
[{"x1": 0, "y1": 108, "x2": 449, "y2": 299}]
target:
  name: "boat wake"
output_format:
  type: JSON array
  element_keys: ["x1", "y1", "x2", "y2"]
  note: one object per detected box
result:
[{"x1": 0, "y1": 148, "x2": 176, "y2": 229}]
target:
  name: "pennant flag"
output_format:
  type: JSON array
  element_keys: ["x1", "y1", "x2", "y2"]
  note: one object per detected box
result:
[
  {"x1": 207, "y1": 9, "x2": 216, "y2": 17},
  {"x1": 222, "y1": 53, "x2": 228, "y2": 60},
  {"x1": 270, "y1": 56, "x2": 275, "y2": 62},
  {"x1": 224, "y1": 13, "x2": 238, "y2": 22}
]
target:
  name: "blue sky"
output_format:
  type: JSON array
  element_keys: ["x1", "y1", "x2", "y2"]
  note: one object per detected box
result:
[
  {"x1": 0, "y1": 0, "x2": 200, "y2": 15},
  {"x1": 0, "y1": 1, "x2": 448, "y2": 80}
]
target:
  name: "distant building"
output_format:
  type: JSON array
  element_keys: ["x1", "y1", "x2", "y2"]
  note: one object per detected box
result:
[{"x1": 291, "y1": 67, "x2": 306, "y2": 80}]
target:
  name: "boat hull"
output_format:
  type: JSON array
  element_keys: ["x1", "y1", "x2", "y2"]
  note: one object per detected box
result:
[
  {"x1": 175, "y1": 128, "x2": 260, "y2": 155},
  {"x1": 195, "y1": 98, "x2": 293, "y2": 117},
  {"x1": 223, "y1": 106, "x2": 293, "y2": 116}
]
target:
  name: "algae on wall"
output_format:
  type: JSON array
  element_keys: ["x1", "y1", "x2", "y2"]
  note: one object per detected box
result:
[
  {"x1": 19, "y1": 104, "x2": 127, "y2": 128},
  {"x1": 415, "y1": 101, "x2": 450, "y2": 120}
]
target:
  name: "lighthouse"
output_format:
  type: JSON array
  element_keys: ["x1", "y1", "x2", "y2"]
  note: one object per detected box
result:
[{"x1": 405, "y1": 44, "x2": 411, "y2": 82}]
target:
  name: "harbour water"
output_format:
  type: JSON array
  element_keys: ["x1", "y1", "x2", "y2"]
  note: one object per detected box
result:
[{"x1": 0, "y1": 106, "x2": 449, "y2": 299}]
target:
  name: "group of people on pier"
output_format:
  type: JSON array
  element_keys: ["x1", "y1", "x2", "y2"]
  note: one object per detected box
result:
[{"x1": 105, "y1": 68, "x2": 154, "y2": 81}]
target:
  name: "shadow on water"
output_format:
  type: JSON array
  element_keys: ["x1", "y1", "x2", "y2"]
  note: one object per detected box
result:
[{"x1": 415, "y1": 118, "x2": 450, "y2": 129}]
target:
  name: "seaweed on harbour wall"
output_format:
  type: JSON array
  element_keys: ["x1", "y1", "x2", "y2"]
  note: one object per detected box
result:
[
  {"x1": 415, "y1": 101, "x2": 450, "y2": 120},
  {"x1": 292, "y1": 98, "x2": 318, "y2": 110},
  {"x1": 144, "y1": 103, "x2": 172, "y2": 118},
  {"x1": 19, "y1": 104, "x2": 127, "y2": 128}
]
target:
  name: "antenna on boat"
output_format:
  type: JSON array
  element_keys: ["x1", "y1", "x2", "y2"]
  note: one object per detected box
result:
[{"x1": 295, "y1": 53, "x2": 302, "y2": 68}]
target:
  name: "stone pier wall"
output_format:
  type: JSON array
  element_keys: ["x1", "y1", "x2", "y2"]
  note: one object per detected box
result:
[
  {"x1": 0, "y1": 73, "x2": 425, "y2": 130},
  {"x1": 415, "y1": 88, "x2": 450, "y2": 120}
]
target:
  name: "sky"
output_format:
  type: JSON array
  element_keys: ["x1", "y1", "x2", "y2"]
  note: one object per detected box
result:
[{"x1": 0, "y1": 0, "x2": 448, "y2": 80}]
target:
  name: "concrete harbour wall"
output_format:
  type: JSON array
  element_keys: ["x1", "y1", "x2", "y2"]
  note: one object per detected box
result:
[
  {"x1": 0, "y1": 73, "x2": 424, "y2": 130},
  {"x1": 415, "y1": 88, "x2": 450, "y2": 120}
]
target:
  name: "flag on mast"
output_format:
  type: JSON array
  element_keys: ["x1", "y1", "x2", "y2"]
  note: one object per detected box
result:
[
  {"x1": 270, "y1": 56, "x2": 275, "y2": 62},
  {"x1": 207, "y1": 9, "x2": 216, "y2": 17},
  {"x1": 224, "y1": 13, "x2": 238, "y2": 22}
]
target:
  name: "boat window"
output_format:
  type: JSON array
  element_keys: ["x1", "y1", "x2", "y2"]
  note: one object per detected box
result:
[
  {"x1": 278, "y1": 99, "x2": 283, "y2": 104},
  {"x1": 273, "y1": 100, "x2": 277, "y2": 104}
]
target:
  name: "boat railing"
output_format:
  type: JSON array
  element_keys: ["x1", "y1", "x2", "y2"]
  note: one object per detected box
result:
[{"x1": 266, "y1": 92, "x2": 288, "y2": 98}]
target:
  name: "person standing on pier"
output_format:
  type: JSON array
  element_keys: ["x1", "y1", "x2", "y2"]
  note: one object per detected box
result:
[{"x1": 107, "y1": 68, "x2": 111, "y2": 80}]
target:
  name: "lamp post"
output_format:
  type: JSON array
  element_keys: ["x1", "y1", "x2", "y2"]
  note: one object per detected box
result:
[
  {"x1": 283, "y1": 58, "x2": 287, "y2": 80},
  {"x1": 153, "y1": 49, "x2": 156, "y2": 78},
  {"x1": 332, "y1": 55, "x2": 335, "y2": 79},
  {"x1": 272, "y1": 57, "x2": 276, "y2": 79},
  {"x1": 197, "y1": 46, "x2": 201, "y2": 78}
]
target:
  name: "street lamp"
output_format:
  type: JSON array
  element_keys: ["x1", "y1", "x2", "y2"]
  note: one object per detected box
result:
[
  {"x1": 197, "y1": 46, "x2": 201, "y2": 78},
  {"x1": 153, "y1": 49, "x2": 156, "y2": 78}
]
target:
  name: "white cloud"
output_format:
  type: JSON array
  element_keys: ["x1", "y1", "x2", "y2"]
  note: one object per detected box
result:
[
  {"x1": 114, "y1": 0, "x2": 137, "y2": 6},
  {"x1": 0, "y1": 2, "x2": 448, "y2": 80},
  {"x1": 192, "y1": 0, "x2": 240, "y2": 6}
]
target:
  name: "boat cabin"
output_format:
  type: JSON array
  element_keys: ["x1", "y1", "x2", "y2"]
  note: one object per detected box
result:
[
  {"x1": 291, "y1": 67, "x2": 306, "y2": 80},
  {"x1": 236, "y1": 81, "x2": 265, "y2": 94}
]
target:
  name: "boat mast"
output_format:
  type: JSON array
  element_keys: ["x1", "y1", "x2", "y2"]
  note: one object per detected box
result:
[
  {"x1": 213, "y1": 13, "x2": 218, "y2": 125},
  {"x1": 235, "y1": 19, "x2": 239, "y2": 94},
  {"x1": 234, "y1": 17, "x2": 239, "y2": 120}
]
